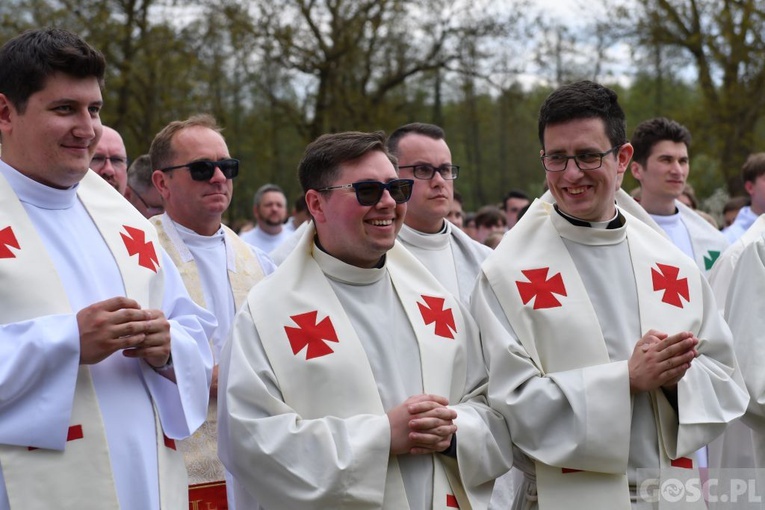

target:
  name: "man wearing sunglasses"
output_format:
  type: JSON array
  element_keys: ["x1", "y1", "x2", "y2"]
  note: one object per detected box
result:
[
  {"x1": 150, "y1": 114, "x2": 276, "y2": 509},
  {"x1": 472, "y1": 81, "x2": 748, "y2": 509},
  {"x1": 387, "y1": 123, "x2": 492, "y2": 306},
  {"x1": 218, "y1": 130, "x2": 512, "y2": 509},
  {"x1": 0, "y1": 28, "x2": 215, "y2": 510}
]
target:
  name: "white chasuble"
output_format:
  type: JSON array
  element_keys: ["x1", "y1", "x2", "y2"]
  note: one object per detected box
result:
[
  {"x1": 0, "y1": 170, "x2": 186, "y2": 509},
  {"x1": 480, "y1": 199, "x2": 746, "y2": 510},
  {"x1": 247, "y1": 223, "x2": 474, "y2": 509}
]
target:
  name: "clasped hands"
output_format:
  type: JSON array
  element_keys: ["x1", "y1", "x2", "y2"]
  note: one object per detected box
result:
[
  {"x1": 629, "y1": 329, "x2": 698, "y2": 394},
  {"x1": 388, "y1": 394, "x2": 456, "y2": 456},
  {"x1": 76, "y1": 296, "x2": 171, "y2": 369}
]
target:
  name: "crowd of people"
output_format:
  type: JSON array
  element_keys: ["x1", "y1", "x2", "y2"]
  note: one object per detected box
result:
[{"x1": 2, "y1": 27, "x2": 765, "y2": 510}]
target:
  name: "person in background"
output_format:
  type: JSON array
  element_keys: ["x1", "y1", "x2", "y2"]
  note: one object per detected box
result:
[
  {"x1": 447, "y1": 189, "x2": 465, "y2": 228},
  {"x1": 239, "y1": 183, "x2": 290, "y2": 253},
  {"x1": 125, "y1": 154, "x2": 163, "y2": 218},
  {"x1": 473, "y1": 205, "x2": 507, "y2": 244},
  {"x1": 502, "y1": 189, "x2": 530, "y2": 229},
  {"x1": 284, "y1": 193, "x2": 310, "y2": 232},
  {"x1": 723, "y1": 153, "x2": 765, "y2": 242},
  {"x1": 629, "y1": 117, "x2": 728, "y2": 275},
  {"x1": 91, "y1": 125, "x2": 128, "y2": 195},
  {"x1": 722, "y1": 195, "x2": 750, "y2": 229},
  {"x1": 387, "y1": 122, "x2": 492, "y2": 305}
]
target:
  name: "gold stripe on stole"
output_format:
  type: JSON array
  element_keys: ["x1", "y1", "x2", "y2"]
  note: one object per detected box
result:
[{"x1": 152, "y1": 214, "x2": 266, "y2": 488}]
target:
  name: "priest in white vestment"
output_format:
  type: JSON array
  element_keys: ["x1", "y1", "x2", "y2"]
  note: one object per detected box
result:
[
  {"x1": 150, "y1": 114, "x2": 276, "y2": 509},
  {"x1": 386, "y1": 123, "x2": 514, "y2": 508},
  {"x1": 0, "y1": 28, "x2": 215, "y2": 510},
  {"x1": 722, "y1": 153, "x2": 765, "y2": 243},
  {"x1": 473, "y1": 81, "x2": 747, "y2": 510},
  {"x1": 218, "y1": 131, "x2": 512, "y2": 510},
  {"x1": 723, "y1": 229, "x2": 765, "y2": 473},
  {"x1": 387, "y1": 123, "x2": 492, "y2": 306}
]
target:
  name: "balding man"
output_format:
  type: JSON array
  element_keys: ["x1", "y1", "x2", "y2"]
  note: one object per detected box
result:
[{"x1": 91, "y1": 125, "x2": 128, "y2": 195}]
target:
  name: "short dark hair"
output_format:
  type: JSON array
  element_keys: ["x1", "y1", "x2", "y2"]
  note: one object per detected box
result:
[
  {"x1": 630, "y1": 117, "x2": 691, "y2": 167},
  {"x1": 538, "y1": 80, "x2": 626, "y2": 150},
  {"x1": 741, "y1": 153, "x2": 765, "y2": 184},
  {"x1": 0, "y1": 28, "x2": 105, "y2": 113},
  {"x1": 386, "y1": 122, "x2": 446, "y2": 157},
  {"x1": 474, "y1": 205, "x2": 507, "y2": 229},
  {"x1": 502, "y1": 189, "x2": 529, "y2": 209},
  {"x1": 298, "y1": 131, "x2": 397, "y2": 192}
]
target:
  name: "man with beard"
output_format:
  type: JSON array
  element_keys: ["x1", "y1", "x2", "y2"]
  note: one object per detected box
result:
[
  {"x1": 91, "y1": 125, "x2": 128, "y2": 195},
  {"x1": 240, "y1": 183, "x2": 291, "y2": 254}
]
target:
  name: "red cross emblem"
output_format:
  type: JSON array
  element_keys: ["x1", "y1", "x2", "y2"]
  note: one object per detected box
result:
[
  {"x1": 516, "y1": 268, "x2": 567, "y2": 309},
  {"x1": 446, "y1": 494, "x2": 460, "y2": 507},
  {"x1": 417, "y1": 295, "x2": 457, "y2": 339},
  {"x1": 651, "y1": 263, "x2": 689, "y2": 308},
  {"x1": 0, "y1": 226, "x2": 20, "y2": 259},
  {"x1": 285, "y1": 311, "x2": 339, "y2": 359},
  {"x1": 120, "y1": 225, "x2": 159, "y2": 272}
]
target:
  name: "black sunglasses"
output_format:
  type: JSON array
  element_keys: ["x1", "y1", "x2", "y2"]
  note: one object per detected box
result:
[
  {"x1": 318, "y1": 178, "x2": 414, "y2": 206},
  {"x1": 159, "y1": 158, "x2": 239, "y2": 181}
]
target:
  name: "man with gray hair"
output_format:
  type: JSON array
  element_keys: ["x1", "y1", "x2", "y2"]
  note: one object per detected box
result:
[
  {"x1": 125, "y1": 154, "x2": 164, "y2": 218},
  {"x1": 240, "y1": 183, "x2": 290, "y2": 253}
]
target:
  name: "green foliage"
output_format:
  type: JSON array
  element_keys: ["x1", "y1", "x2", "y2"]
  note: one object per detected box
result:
[{"x1": 2, "y1": 0, "x2": 765, "y2": 222}]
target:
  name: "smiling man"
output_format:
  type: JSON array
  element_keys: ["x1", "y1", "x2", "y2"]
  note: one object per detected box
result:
[
  {"x1": 218, "y1": 130, "x2": 511, "y2": 510},
  {"x1": 0, "y1": 28, "x2": 215, "y2": 510},
  {"x1": 630, "y1": 117, "x2": 728, "y2": 274},
  {"x1": 472, "y1": 81, "x2": 747, "y2": 510},
  {"x1": 149, "y1": 114, "x2": 274, "y2": 509}
]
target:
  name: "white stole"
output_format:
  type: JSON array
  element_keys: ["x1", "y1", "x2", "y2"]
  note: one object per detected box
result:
[
  {"x1": 484, "y1": 200, "x2": 705, "y2": 510},
  {"x1": 152, "y1": 213, "x2": 266, "y2": 485},
  {"x1": 251, "y1": 223, "x2": 472, "y2": 510},
  {"x1": 0, "y1": 170, "x2": 186, "y2": 509}
]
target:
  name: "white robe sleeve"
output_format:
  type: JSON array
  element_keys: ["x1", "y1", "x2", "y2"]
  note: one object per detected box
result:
[
  {"x1": 0, "y1": 315, "x2": 81, "y2": 450},
  {"x1": 672, "y1": 273, "x2": 749, "y2": 457},
  {"x1": 724, "y1": 239, "x2": 765, "y2": 431},
  {"x1": 218, "y1": 302, "x2": 391, "y2": 509},
  {"x1": 451, "y1": 311, "x2": 514, "y2": 490},
  {"x1": 471, "y1": 275, "x2": 633, "y2": 474},
  {"x1": 141, "y1": 249, "x2": 216, "y2": 439}
]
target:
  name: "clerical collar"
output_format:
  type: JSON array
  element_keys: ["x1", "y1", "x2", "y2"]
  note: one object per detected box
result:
[
  {"x1": 0, "y1": 159, "x2": 79, "y2": 210},
  {"x1": 172, "y1": 219, "x2": 226, "y2": 249},
  {"x1": 398, "y1": 222, "x2": 450, "y2": 250},
  {"x1": 312, "y1": 236, "x2": 387, "y2": 285},
  {"x1": 553, "y1": 203, "x2": 624, "y2": 230}
]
